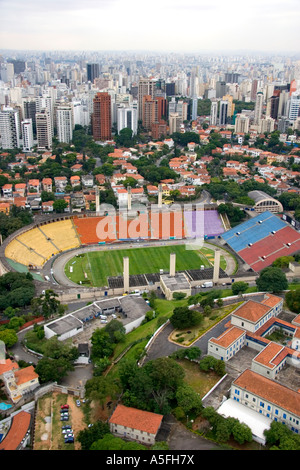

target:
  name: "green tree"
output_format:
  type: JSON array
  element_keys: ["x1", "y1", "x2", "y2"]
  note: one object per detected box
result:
[
  {"x1": 256, "y1": 267, "x2": 288, "y2": 293},
  {"x1": 91, "y1": 328, "x2": 115, "y2": 360},
  {"x1": 285, "y1": 289, "x2": 300, "y2": 313},
  {"x1": 77, "y1": 421, "x2": 110, "y2": 450},
  {"x1": 53, "y1": 199, "x2": 68, "y2": 213},
  {"x1": 231, "y1": 281, "x2": 248, "y2": 296},
  {"x1": 170, "y1": 306, "x2": 203, "y2": 330},
  {"x1": 35, "y1": 357, "x2": 74, "y2": 383},
  {"x1": 176, "y1": 383, "x2": 203, "y2": 415},
  {"x1": 0, "y1": 329, "x2": 18, "y2": 348}
]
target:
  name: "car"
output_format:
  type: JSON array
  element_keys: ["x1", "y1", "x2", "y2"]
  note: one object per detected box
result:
[
  {"x1": 76, "y1": 400, "x2": 81, "y2": 407},
  {"x1": 62, "y1": 425, "x2": 71, "y2": 430},
  {"x1": 64, "y1": 438, "x2": 74, "y2": 444},
  {"x1": 61, "y1": 404, "x2": 69, "y2": 410},
  {"x1": 61, "y1": 413, "x2": 69, "y2": 417},
  {"x1": 62, "y1": 429, "x2": 73, "y2": 434},
  {"x1": 60, "y1": 416, "x2": 69, "y2": 421}
]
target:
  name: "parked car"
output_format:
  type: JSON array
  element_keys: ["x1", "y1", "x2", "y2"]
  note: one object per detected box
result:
[
  {"x1": 76, "y1": 400, "x2": 81, "y2": 407},
  {"x1": 64, "y1": 437, "x2": 74, "y2": 443},
  {"x1": 61, "y1": 404, "x2": 69, "y2": 410},
  {"x1": 62, "y1": 425, "x2": 71, "y2": 430},
  {"x1": 60, "y1": 416, "x2": 69, "y2": 421},
  {"x1": 62, "y1": 429, "x2": 73, "y2": 434}
]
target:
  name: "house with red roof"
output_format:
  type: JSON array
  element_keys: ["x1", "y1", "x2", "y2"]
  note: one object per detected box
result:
[{"x1": 109, "y1": 404, "x2": 163, "y2": 445}]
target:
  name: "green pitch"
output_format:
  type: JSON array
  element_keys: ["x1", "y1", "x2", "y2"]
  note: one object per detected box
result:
[{"x1": 64, "y1": 244, "x2": 227, "y2": 287}]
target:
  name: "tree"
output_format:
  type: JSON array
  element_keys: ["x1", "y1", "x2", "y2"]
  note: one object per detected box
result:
[
  {"x1": 256, "y1": 267, "x2": 288, "y2": 293},
  {"x1": 90, "y1": 433, "x2": 146, "y2": 450},
  {"x1": 91, "y1": 328, "x2": 115, "y2": 360},
  {"x1": 0, "y1": 329, "x2": 18, "y2": 348},
  {"x1": 176, "y1": 383, "x2": 203, "y2": 415},
  {"x1": 35, "y1": 357, "x2": 74, "y2": 383},
  {"x1": 104, "y1": 320, "x2": 125, "y2": 344},
  {"x1": 85, "y1": 375, "x2": 120, "y2": 410},
  {"x1": 231, "y1": 281, "x2": 248, "y2": 296},
  {"x1": 170, "y1": 306, "x2": 203, "y2": 330},
  {"x1": 285, "y1": 289, "x2": 300, "y2": 313},
  {"x1": 77, "y1": 421, "x2": 110, "y2": 450},
  {"x1": 53, "y1": 199, "x2": 68, "y2": 213}
]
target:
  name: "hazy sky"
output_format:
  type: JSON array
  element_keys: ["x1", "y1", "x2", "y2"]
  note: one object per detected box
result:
[{"x1": 0, "y1": 0, "x2": 299, "y2": 53}]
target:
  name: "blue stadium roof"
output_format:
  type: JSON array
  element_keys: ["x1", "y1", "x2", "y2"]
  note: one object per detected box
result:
[{"x1": 222, "y1": 211, "x2": 287, "y2": 253}]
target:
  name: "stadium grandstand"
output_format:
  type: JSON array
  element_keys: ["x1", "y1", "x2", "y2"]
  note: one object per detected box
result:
[
  {"x1": 221, "y1": 211, "x2": 300, "y2": 272},
  {"x1": 4, "y1": 219, "x2": 80, "y2": 269},
  {"x1": 4, "y1": 210, "x2": 225, "y2": 269}
]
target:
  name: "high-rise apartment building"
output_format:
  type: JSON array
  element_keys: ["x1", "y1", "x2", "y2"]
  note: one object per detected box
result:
[
  {"x1": 210, "y1": 100, "x2": 218, "y2": 126},
  {"x1": 56, "y1": 103, "x2": 74, "y2": 143},
  {"x1": 253, "y1": 91, "x2": 264, "y2": 125},
  {"x1": 36, "y1": 108, "x2": 52, "y2": 150},
  {"x1": 234, "y1": 113, "x2": 250, "y2": 134},
  {"x1": 117, "y1": 105, "x2": 138, "y2": 135},
  {"x1": 86, "y1": 63, "x2": 100, "y2": 83},
  {"x1": 219, "y1": 100, "x2": 228, "y2": 126},
  {"x1": 0, "y1": 107, "x2": 21, "y2": 149},
  {"x1": 21, "y1": 118, "x2": 34, "y2": 152},
  {"x1": 138, "y1": 78, "x2": 156, "y2": 120},
  {"x1": 169, "y1": 112, "x2": 181, "y2": 135},
  {"x1": 289, "y1": 92, "x2": 300, "y2": 122},
  {"x1": 92, "y1": 92, "x2": 112, "y2": 141}
]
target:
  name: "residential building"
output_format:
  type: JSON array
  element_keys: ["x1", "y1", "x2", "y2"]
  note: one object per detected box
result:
[
  {"x1": 0, "y1": 107, "x2": 21, "y2": 149},
  {"x1": 92, "y1": 92, "x2": 112, "y2": 141},
  {"x1": 36, "y1": 108, "x2": 52, "y2": 150},
  {"x1": 86, "y1": 63, "x2": 100, "y2": 82},
  {"x1": 21, "y1": 118, "x2": 34, "y2": 152},
  {"x1": 254, "y1": 91, "x2": 264, "y2": 125},
  {"x1": 109, "y1": 404, "x2": 163, "y2": 445},
  {"x1": 56, "y1": 102, "x2": 74, "y2": 144},
  {"x1": 138, "y1": 78, "x2": 156, "y2": 120}
]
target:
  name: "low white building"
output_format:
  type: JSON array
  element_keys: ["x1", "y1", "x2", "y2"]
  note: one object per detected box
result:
[{"x1": 109, "y1": 404, "x2": 163, "y2": 445}]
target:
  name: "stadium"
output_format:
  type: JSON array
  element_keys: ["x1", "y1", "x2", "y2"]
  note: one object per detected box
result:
[
  {"x1": 0, "y1": 207, "x2": 233, "y2": 291},
  {"x1": 2, "y1": 205, "x2": 300, "y2": 295},
  {"x1": 221, "y1": 210, "x2": 300, "y2": 272}
]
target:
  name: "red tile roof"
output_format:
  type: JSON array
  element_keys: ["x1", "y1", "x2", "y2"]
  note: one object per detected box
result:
[
  {"x1": 109, "y1": 404, "x2": 163, "y2": 435},
  {"x1": 0, "y1": 411, "x2": 31, "y2": 450}
]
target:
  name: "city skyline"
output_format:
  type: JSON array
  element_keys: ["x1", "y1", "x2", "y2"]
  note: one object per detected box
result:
[{"x1": 1, "y1": 0, "x2": 299, "y2": 54}]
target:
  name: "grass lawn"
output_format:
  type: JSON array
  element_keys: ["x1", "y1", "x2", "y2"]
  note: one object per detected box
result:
[
  {"x1": 176, "y1": 359, "x2": 220, "y2": 397},
  {"x1": 170, "y1": 301, "x2": 244, "y2": 346},
  {"x1": 64, "y1": 243, "x2": 227, "y2": 287}
]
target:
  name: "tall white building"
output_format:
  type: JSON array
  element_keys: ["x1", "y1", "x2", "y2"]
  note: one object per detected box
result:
[
  {"x1": 117, "y1": 105, "x2": 138, "y2": 135},
  {"x1": 21, "y1": 118, "x2": 34, "y2": 152},
  {"x1": 254, "y1": 91, "x2": 264, "y2": 125},
  {"x1": 36, "y1": 108, "x2": 52, "y2": 150},
  {"x1": 210, "y1": 100, "x2": 218, "y2": 126},
  {"x1": 0, "y1": 107, "x2": 21, "y2": 149},
  {"x1": 289, "y1": 92, "x2": 300, "y2": 122},
  {"x1": 56, "y1": 103, "x2": 74, "y2": 143}
]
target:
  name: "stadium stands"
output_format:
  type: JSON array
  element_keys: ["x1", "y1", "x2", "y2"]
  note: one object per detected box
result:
[
  {"x1": 4, "y1": 210, "x2": 225, "y2": 268},
  {"x1": 222, "y1": 211, "x2": 300, "y2": 272},
  {"x1": 222, "y1": 211, "x2": 287, "y2": 253},
  {"x1": 5, "y1": 219, "x2": 80, "y2": 267}
]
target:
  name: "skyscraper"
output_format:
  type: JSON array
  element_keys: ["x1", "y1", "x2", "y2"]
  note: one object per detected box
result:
[
  {"x1": 219, "y1": 100, "x2": 228, "y2": 126},
  {"x1": 0, "y1": 107, "x2": 21, "y2": 149},
  {"x1": 138, "y1": 78, "x2": 156, "y2": 120},
  {"x1": 86, "y1": 63, "x2": 100, "y2": 83},
  {"x1": 21, "y1": 119, "x2": 34, "y2": 152},
  {"x1": 117, "y1": 105, "x2": 138, "y2": 135},
  {"x1": 36, "y1": 108, "x2": 52, "y2": 150},
  {"x1": 210, "y1": 100, "x2": 218, "y2": 126},
  {"x1": 56, "y1": 103, "x2": 74, "y2": 143},
  {"x1": 92, "y1": 92, "x2": 112, "y2": 141},
  {"x1": 289, "y1": 92, "x2": 300, "y2": 122},
  {"x1": 253, "y1": 91, "x2": 264, "y2": 125}
]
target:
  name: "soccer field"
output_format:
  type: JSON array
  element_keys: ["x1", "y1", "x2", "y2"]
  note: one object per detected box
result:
[{"x1": 64, "y1": 244, "x2": 227, "y2": 287}]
